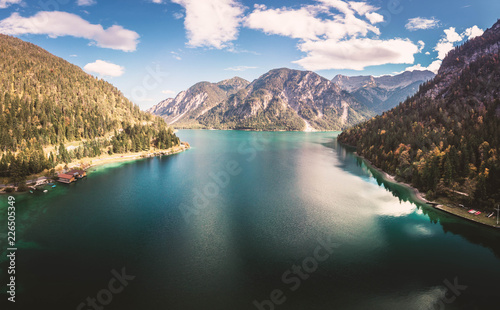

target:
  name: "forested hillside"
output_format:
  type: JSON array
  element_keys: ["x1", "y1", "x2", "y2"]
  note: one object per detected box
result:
[
  {"x1": 0, "y1": 34, "x2": 179, "y2": 182},
  {"x1": 338, "y1": 20, "x2": 500, "y2": 209}
]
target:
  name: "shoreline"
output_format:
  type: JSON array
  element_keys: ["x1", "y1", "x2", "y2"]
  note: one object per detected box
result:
[
  {"x1": 354, "y1": 152, "x2": 500, "y2": 229},
  {"x1": 0, "y1": 142, "x2": 190, "y2": 194},
  {"x1": 81, "y1": 142, "x2": 190, "y2": 170},
  {"x1": 355, "y1": 153, "x2": 432, "y2": 205},
  {"x1": 172, "y1": 127, "x2": 339, "y2": 133}
]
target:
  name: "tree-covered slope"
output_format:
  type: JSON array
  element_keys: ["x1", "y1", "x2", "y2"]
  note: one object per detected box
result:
[
  {"x1": 338, "y1": 20, "x2": 500, "y2": 209},
  {"x1": 0, "y1": 34, "x2": 179, "y2": 181}
]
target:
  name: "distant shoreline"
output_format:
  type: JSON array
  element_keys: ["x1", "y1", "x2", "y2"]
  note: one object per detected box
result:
[
  {"x1": 350, "y1": 150, "x2": 500, "y2": 229},
  {"x1": 173, "y1": 128, "x2": 339, "y2": 133}
]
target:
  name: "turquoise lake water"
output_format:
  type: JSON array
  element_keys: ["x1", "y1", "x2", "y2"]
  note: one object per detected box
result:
[{"x1": 1, "y1": 130, "x2": 499, "y2": 309}]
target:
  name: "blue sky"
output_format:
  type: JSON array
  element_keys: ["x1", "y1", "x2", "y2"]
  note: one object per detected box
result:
[{"x1": 0, "y1": 0, "x2": 498, "y2": 110}]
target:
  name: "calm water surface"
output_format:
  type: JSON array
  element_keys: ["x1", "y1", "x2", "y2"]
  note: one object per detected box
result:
[{"x1": 1, "y1": 130, "x2": 499, "y2": 309}]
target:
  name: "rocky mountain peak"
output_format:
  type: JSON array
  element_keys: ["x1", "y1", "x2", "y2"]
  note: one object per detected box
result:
[
  {"x1": 216, "y1": 77, "x2": 250, "y2": 94},
  {"x1": 423, "y1": 19, "x2": 500, "y2": 99}
]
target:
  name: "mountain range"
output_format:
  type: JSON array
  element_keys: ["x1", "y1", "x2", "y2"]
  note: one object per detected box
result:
[
  {"x1": 148, "y1": 68, "x2": 434, "y2": 131},
  {"x1": 338, "y1": 19, "x2": 500, "y2": 209},
  {"x1": 332, "y1": 70, "x2": 435, "y2": 113}
]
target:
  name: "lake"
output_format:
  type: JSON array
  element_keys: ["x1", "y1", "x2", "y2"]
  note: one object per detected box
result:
[{"x1": 1, "y1": 130, "x2": 499, "y2": 309}]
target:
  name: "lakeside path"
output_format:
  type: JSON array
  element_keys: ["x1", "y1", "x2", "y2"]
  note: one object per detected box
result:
[{"x1": 355, "y1": 152, "x2": 500, "y2": 229}]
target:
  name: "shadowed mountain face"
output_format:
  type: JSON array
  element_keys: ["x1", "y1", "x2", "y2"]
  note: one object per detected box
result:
[
  {"x1": 332, "y1": 70, "x2": 435, "y2": 114},
  {"x1": 149, "y1": 68, "x2": 374, "y2": 131}
]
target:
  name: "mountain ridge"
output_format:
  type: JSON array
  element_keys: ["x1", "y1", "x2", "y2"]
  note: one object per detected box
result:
[
  {"x1": 196, "y1": 68, "x2": 371, "y2": 131},
  {"x1": 332, "y1": 70, "x2": 435, "y2": 113}
]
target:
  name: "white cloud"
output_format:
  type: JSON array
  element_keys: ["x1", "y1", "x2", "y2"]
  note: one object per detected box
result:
[
  {"x1": 318, "y1": 0, "x2": 353, "y2": 15},
  {"x1": 168, "y1": 0, "x2": 411, "y2": 71},
  {"x1": 245, "y1": 2, "x2": 380, "y2": 41},
  {"x1": 435, "y1": 41, "x2": 454, "y2": 60},
  {"x1": 434, "y1": 27, "x2": 463, "y2": 60},
  {"x1": 77, "y1": 0, "x2": 96, "y2": 6},
  {"x1": 404, "y1": 60, "x2": 442, "y2": 74},
  {"x1": 294, "y1": 38, "x2": 419, "y2": 71},
  {"x1": 348, "y1": 1, "x2": 379, "y2": 15},
  {"x1": 406, "y1": 24, "x2": 483, "y2": 75},
  {"x1": 224, "y1": 65, "x2": 257, "y2": 71},
  {"x1": 227, "y1": 47, "x2": 261, "y2": 55},
  {"x1": 170, "y1": 51, "x2": 182, "y2": 60},
  {"x1": 246, "y1": 6, "x2": 332, "y2": 40},
  {"x1": 402, "y1": 23, "x2": 481, "y2": 75},
  {"x1": 151, "y1": 0, "x2": 164, "y2": 3},
  {"x1": 172, "y1": 0, "x2": 244, "y2": 49},
  {"x1": 0, "y1": 0, "x2": 21, "y2": 9},
  {"x1": 433, "y1": 25, "x2": 484, "y2": 60},
  {"x1": 173, "y1": 12, "x2": 184, "y2": 20},
  {"x1": 444, "y1": 27, "x2": 462, "y2": 43},
  {"x1": 162, "y1": 90, "x2": 176, "y2": 95},
  {"x1": 464, "y1": 25, "x2": 484, "y2": 39},
  {"x1": 246, "y1": 1, "x2": 420, "y2": 71},
  {"x1": 417, "y1": 40, "x2": 425, "y2": 52},
  {"x1": 366, "y1": 12, "x2": 383, "y2": 24},
  {"x1": 84, "y1": 60, "x2": 124, "y2": 77},
  {"x1": 0, "y1": 11, "x2": 139, "y2": 52},
  {"x1": 403, "y1": 64, "x2": 425, "y2": 72},
  {"x1": 405, "y1": 17, "x2": 440, "y2": 31},
  {"x1": 425, "y1": 60, "x2": 442, "y2": 73}
]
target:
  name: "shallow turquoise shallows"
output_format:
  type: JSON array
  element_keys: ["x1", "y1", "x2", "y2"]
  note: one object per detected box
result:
[{"x1": 1, "y1": 130, "x2": 499, "y2": 310}]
